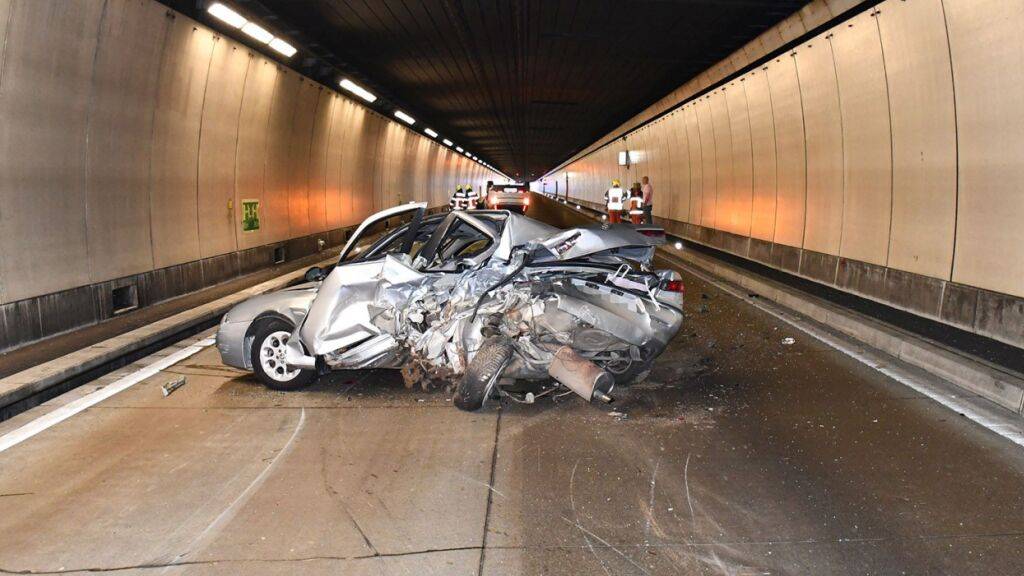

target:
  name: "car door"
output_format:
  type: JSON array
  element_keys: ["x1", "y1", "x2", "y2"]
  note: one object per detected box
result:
[{"x1": 296, "y1": 203, "x2": 428, "y2": 361}]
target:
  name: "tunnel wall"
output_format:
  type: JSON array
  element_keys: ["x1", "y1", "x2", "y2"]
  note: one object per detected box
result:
[
  {"x1": 0, "y1": 0, "x2": 499, "y2": 352},
  {"x1": 538, "y1": 0, "x2": 1024, "y2": 349}
]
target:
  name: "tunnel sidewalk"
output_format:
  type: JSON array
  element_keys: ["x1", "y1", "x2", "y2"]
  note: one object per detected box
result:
[{"x1": 0, "y1": 249, "x2": 340, "y2": 420}]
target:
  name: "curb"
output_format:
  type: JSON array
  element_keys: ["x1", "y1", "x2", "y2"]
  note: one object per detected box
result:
[{"x1": 0, "y1": 255, "x2": 338, "y2": 412}]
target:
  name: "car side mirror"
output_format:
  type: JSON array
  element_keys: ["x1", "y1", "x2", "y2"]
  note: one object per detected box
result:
[{"x1": 304, "y1": 266, "x2": 326, "y2": 283}]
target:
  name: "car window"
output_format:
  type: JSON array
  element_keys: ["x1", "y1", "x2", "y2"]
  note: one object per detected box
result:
[
  {"x1": 427, "y1": 220, "x2": 494, "y2": 270},
  {"x1": 341, "y1": 210, "x2": 424, "y2": 263},
  {"x1": 361, "y1": 218, "x2": 441, "y2": 262}
]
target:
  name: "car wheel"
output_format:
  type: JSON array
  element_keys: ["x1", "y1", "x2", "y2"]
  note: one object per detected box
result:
[
  {"x1": 250, "y1": 319, "x2": 317, "y2": 391},
  {"x1": 454, "y1": 338, "x2": 512, "y2": 411}
]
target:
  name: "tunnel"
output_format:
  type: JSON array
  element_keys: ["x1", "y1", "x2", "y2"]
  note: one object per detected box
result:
[{"x1": 1, "y1": 0, "x2": 1023, "y2": 574}]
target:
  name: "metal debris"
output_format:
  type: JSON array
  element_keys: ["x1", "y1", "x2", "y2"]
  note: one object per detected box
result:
[
  {"x1": 161, "y1": 376, "x2": 187, "y2": 397},
  {"x1": 781, "y1": 337, "x2": 796, "y2": 345}
]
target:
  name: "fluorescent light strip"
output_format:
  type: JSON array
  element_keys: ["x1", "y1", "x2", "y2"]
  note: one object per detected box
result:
[
  {"x1": 456, "y1": 146, "x2": 464, "y2": 153},
  {"x1": 340, "y1": 79, "x2": 377, "y2": 103},
  {"x1": 424, "y1": 128, "x2": 438, "y2": 138},
  {"x1": 208, "y1": 2, "x2": 247, "y2": 28},
  {"x1": 269, "y1": 38, "x2": 297, "y2": 57},
  {"x1": 394, "y1": 110, "x2": 416, "y2": 125},
  {"x1": 443, "y1": 139, "x2": 454, "y2": 147},
  {"x1": 241, "y1": 22, "x2": 273, "y2": 43}
]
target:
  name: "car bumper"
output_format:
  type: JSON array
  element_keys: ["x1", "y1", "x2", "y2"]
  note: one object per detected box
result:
[{"x1": 216, "y1": 320, "x2": 252, "y2": 370}]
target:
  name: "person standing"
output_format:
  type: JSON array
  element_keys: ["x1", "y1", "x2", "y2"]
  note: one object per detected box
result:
[
  {"x1": 628, "y1": 187, "x2": 645, "y2": 224},
  {"x1": 641, "y1": 176, "x2": 654, "y2": 224},
  {"x1": 604, "y1": 179, "x2": 625, "y2": 223}
]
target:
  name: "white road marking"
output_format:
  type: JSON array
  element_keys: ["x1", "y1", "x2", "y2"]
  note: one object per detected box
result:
[
  {"x1": 0, "y1": 337, "x2": 216, "y2": 454},
  {"x1": 676, "y1": 260, "x2": 1024, "y2": 449}
]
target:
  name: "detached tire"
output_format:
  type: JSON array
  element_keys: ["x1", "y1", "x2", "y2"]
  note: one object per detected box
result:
[
  {"x1": 250, "y1": 318, "x2": 317, "y2": 391},
  {"x1": 454, "y1": 338, "x2": 513, "y2": 411}
]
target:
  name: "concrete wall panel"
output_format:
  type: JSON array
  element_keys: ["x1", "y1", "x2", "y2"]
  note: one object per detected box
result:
[
  {"x1": 746, "y1": 69, "x2": 779, "y2": 242},
  {"x1": 878, "y1": 0, "x2": 956, "y2": 279},
  {"x1": 709, "y1": 91, "x2": 733, "y2": 231},
  {"x1": 832, "y1": 11, "x2": 892, "y2": 266},
  {"x1": 946, "y1": 0, "x2": 1024, "y2": 297},
  {"x1": 85, "y1": 0, "x2": 168, "y2": 282},
  {"x1": 668, "y1": 111, "x2": 690, "y2": 221},
  {"x1": 0, "y1": 0, "x2": 103, "y2": 301},
  {"x1": 324, "y1": 94, "x2": 346, "y2": 230},
  {"x1": 795, "y1": 39, "x2": 844, "y2": 255},
  {"x1": 307, "y1": 88, "x2": 334, "y2": 234},
  {"x1": 262, "y1": 71, "x2": 298, "y2": 243},
  {"x1": 766, "y1": 56, "x2": 806, "y2": 247},
  {"x1": 286, "y1": 80, "x2": 318, "y2": 237},
  {"x1": 684, "y1": 106, "x2": 703, "y2": 225},
  {"x1": 727, "y1": 82, "x2": 754, "y2": 236},
  {"x1": 149, "y1": 17, "x2": 215, "y2": 269},
  {"x1": 234, "y1": 56, "x2": 277, "y2": 250},
  {"x1": 696, "y1": 99, "x2": 717, "y2": 228},
  {"x1": 197, "y1": 37, "x2": 247, "y2": 258}
]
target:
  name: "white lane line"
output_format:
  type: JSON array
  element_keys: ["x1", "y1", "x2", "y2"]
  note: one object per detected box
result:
[
  {"x1": 675, "y1": 259, "x2": 1024, "y2": 449},
  {"x1": 0, "y1": 337, "x2": 216, "y2": 454}
]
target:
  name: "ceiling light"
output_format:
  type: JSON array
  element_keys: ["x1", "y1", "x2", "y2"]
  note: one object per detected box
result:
[
  {"x1": 394, "y1": 110, "x2": 415, "y2": 125},
  {"x1": 464, "y1": 151, "x2": 472, "y2": 157},
  {"x1": 268, "y1": 38, "x2": 296, "y2": 57},
  {"x1": 339, "y1": 79, "x2": 376, "y2": 103},
  {"x1": 443, "y1": 139, "x2": 454, "y2": 147},
  {"x1": 241, "y1": 22, "x2": 273, "y2": 43},
  {"x1": 456, "y1": 146, "x2": 464, "y2": 153},
  {"x1": 424, "y1": 128, "x2": 438, "y2": 138},
  {"x1": 208, "y1": 2, "x2": 247, "y2": 28}
]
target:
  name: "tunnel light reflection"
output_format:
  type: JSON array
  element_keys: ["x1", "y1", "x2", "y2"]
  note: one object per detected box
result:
[
  {"x1": 340, "y1": 79, "x2": 377, "y2": 103},
  {"x1": 241, "y1": 23, "x2": 273, "y2": 43},
  {"x1": 208, "y1": 3, "x2": 247, "y2": 28},
  {"x1": 394, "y1": 110, "x2": 416, "y2": 125},
  {"x1": 268, "y1": 38, "x2": 297, "y2": 57},
  {"x1": 424, "y1": 128, "x2": 438, "y2": 138},
  {"x1": 674, "y1": 241, "x2": 683, "y2": 250}
]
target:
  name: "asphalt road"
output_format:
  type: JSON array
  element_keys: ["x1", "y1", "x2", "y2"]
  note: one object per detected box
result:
[{"x1": 1, "y1": 201, "x2": 1023, "y2": 575}]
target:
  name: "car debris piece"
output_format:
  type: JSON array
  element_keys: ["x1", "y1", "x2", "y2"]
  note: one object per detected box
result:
[
  {"x1": 161, "y1": 376, "x2": 187, "y2": 397},
  {"x1": 216, "y1": 202, "x2": 684, "y2": 412},
  {"x1": 781, "y1": 337, "x2": 796, "y2": 345}
]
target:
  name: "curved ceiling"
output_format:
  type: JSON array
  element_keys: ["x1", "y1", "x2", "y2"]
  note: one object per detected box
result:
[{"x1": 177, "y1": 0, "x2": 809, "y2": 180}]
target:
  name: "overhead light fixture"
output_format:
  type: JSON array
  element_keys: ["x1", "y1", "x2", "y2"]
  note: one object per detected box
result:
[
  {"x1": 268, "y1": 38, "x2": 296, "y2": 57},
  {"x1": 394, "y1": 110, "x2": 415, "y2": 125},
  {"x1": 339, "y1": 79, "x2": 377, "y2": 103},
  {"x1": 208, "y1": 2, "x2": 247, "y2": 28},
  {"x1": 464, "y1": 151, "x2": 472, "y2": 157},
  {"x1": 241, "y1": 22, "x2": 273, "y2": 43},
  {"x1": 424, "y1": 128, "x2": 438, "y2": 138},
  {"x1": 456, "y1": 146, "x2": 464, "y2": 153},
  {"x1": 443, "y1": 139, "x2": 454, "y2": 147}
]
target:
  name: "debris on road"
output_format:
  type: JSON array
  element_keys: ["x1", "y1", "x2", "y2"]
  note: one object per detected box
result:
[
  {"x1": 161, "y1": 376, "x2": 187, "y2": 397},
  {"x1": 781, "y1": 337, "x2": 796, "y2": 345}
]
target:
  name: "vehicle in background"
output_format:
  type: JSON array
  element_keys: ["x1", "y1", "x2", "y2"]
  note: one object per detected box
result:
[
  {"x1": 449, "y1": 186, "x2": 480, "y2": 211},
  {"x1": 216, "y1": 203, "x2": 683, "y2": 412},
  {"x1": 485, "y1": 183, "x2": 530, "y2": 213}
]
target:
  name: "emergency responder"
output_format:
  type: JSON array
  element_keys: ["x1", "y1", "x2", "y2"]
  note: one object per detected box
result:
[
  {"x1": 641, "y1": 176, "x2": 654, "y2": 224},
  {"x1": 465, "y1": 185, "x2": 479, "y2": 209},
  {"x1": 628, "y1": 187, "x2": 645, "y2": 224},
  {"x1": 604, "y1": 179, "x2": 625, "y2": 223},
  {"x1": 451, "y1": 185, "x2": 463, "y2": 211}
]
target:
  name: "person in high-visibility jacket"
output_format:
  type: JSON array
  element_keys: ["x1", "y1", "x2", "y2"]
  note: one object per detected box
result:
[
  {"x1": 604, "y1": 179, "x2": 625, "y2": 223},
  {"x1": 628, "y1": 188, "x2": 645, "y2": 224}
]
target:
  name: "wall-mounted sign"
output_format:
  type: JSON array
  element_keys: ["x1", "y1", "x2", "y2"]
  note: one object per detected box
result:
[{"x1": 241, "y1": 199, "x2": 260, "y2": 232}]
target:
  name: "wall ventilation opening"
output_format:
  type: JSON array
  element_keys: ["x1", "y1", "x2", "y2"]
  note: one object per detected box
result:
[
  {"x1": 111, "y1": 285, "x2": 138, "y2": 315},
  {"x1": 273, "y1": 246, "x2": 286, "y2": 264}
]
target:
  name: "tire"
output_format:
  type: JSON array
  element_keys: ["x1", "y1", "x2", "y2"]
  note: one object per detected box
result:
[
  {"x1": 250, "y1": 318, "x2": 317, "y2": 391},
  {"x1": 454, "y1": 338, "x2": 513, "y2": 411}
]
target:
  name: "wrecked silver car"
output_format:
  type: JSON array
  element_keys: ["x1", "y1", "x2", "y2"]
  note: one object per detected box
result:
[{"x1": 216, "y1": 202, "x2": 684, "y2": 411}]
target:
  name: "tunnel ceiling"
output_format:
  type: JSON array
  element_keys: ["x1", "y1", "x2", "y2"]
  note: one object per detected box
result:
[{"x1": 203, "y1": 0, "x2": 809, "y2": 180}]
